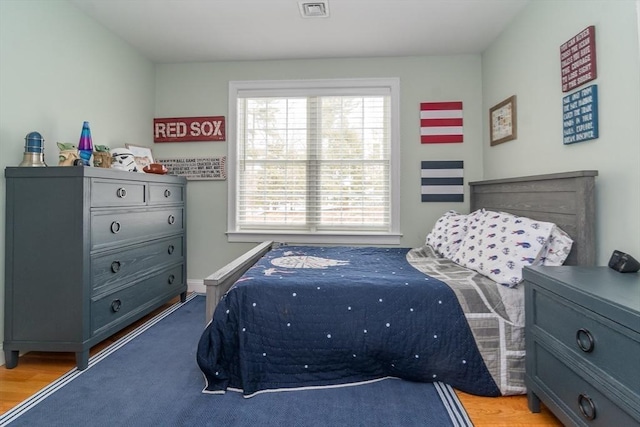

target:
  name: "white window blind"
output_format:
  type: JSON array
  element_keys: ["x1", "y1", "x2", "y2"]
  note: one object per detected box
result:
[{"x1": 228, "y1": 79, "x2": 401, "y2": 244}]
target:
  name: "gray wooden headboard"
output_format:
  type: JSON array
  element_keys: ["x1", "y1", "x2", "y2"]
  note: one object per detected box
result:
[{"x1": 469, "y1": 170, "x2": 598, "y2": 266}]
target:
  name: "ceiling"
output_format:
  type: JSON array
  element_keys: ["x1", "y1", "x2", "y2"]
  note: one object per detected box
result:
[{"x1": 70, "y1": 0, "x2": 530, "y2": 64}]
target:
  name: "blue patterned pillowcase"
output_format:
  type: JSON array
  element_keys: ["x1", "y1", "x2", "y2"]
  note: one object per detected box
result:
[
  {"x1": 451, "y1": 210, "x2": 556, "y2": 287},
  {"x1": 426, "y1": 210, "x2": 485, "y2": 259},
  {"x1": 425, "y1": 211, "x2": 469, "y2": 259},
  {"x1": 538, "y1": 226, "x2": 573, "y2": 266}
]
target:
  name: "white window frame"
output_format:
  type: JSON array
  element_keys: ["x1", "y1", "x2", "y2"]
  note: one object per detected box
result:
[{"x1": 227, "y1": 78, "x2": 401, "y2": 245}]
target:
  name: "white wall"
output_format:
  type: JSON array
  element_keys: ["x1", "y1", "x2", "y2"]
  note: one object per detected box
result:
[
  {"x1": 0, "y1": 0, "x2": 156, "y2": 366},
  {"x1": 482, "y1": 0, "x2": 640, "y2": 264},
  {"x1": 153, "y1": 57, "x2": 485, "y2": 279}
]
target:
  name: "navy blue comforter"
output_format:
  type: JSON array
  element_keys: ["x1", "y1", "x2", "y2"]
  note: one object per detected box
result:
[{"x1": 197, "y1": 246, "x2": 499, "y2": 397}]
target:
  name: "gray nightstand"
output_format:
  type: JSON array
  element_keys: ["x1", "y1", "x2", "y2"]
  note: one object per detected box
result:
[{"x1": 523, "y1": 266, "x2": 640, "y2": 426}]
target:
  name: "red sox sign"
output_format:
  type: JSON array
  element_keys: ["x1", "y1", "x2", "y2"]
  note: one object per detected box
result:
[{"x1": 153, "y1": 116, "x2": 225, "y2": 142}]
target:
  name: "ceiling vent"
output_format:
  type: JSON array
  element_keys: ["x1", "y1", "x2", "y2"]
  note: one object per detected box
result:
[{"x1": 298, "y1": 1, "x2": 330, "y2": 18}]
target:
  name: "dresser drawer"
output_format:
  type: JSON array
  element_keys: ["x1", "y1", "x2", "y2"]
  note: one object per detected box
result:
[
  {"x1": 91, "y1": 179, "x2": 147, "y2": 207},
  {"x1": 91, "y1": 207, "x2": 184, "y2": 250},
  {"x1": 149, "y1": 183, "x2": 184, "y2": 205},
  {"x1": 91, "y1": 235, "x2": 184, "y2": 296},
  {"x1": 91, "y1": 264, "x2": 185, "y2": 335},
  {"x1": 532, "y1": 288, "x2": 640, "y2": 393},
  {"x1": 533, "y1": 343, "x2": 638, "y2": 426}
]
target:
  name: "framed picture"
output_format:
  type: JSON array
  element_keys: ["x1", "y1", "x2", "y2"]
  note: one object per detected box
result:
[
  {"x1": 489, "y1": 95, "x2": 517, "y2": 146},
  {"x1": 125, "y1": 144, "x2": 154, "y2": 169}
]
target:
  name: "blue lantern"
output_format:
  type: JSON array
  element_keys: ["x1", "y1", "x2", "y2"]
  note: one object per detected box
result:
[{"x1": 19, "y1": 131, "x2": 47, "y2": 167}]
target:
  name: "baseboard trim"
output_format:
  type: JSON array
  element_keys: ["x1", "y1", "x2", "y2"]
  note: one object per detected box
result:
[{"x1": 188, "y1": 278, "x2": 205, "y2": 294}]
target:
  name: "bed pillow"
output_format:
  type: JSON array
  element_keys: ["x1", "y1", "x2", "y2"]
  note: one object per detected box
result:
[
  {"x1": 425, "y1": 209, "x2": 485, "y2": 259},
  {"x1": 451, "y1": 210, "x2": 555, "y2": 287},
  {"x1": 425, "y1": 210, "x2": 468, "y2": 258},
  {"x1": 538, "y1": 226, "x2": 574, "y2": 266}
]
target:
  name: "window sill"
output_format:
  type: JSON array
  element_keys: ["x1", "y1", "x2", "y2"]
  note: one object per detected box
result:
[{"x1": 227, "y1": 231, "x2": 403, "y2": 246}]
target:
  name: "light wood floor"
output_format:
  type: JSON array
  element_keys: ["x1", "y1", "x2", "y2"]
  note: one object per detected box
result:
[{"x1": 0, "y1": 298, "x2": 561, "y2": 426}]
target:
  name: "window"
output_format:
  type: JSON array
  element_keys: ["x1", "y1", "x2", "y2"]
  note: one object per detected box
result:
[{"x1": 227, "y1": 78, "x2": 401, "y2": 245}]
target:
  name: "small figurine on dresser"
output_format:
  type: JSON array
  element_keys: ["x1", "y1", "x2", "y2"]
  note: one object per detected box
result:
[
  {"x1": 110, "y1": 147, "x2": 139, "y2": 172},
  {"x1": 57, "y1": 142, "x2": 79, "y2": 166},
  {"x1": 93, "y1": 145, "x2": 112, "y2": 168}
]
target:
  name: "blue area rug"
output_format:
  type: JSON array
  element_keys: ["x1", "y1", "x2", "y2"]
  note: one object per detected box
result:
[{"x1": 1, "y1": 295, "x2": 473, "y2": 427}]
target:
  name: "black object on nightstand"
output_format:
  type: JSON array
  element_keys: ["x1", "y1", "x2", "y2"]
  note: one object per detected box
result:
[
  {"x1": 523, "y1": 266, "x2": 640, "y2": 427},
  {"x1": 608, "y1": 250, "x2": 640, "y2": 273}
]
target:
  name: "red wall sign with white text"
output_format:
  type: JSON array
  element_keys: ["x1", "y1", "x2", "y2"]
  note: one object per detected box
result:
[
  {"x1": 560, "y1": 26, "x2": 597, "y2": 93},
  {"x1": 153, "y1": 116, "x2": 225, "y2": 142}
]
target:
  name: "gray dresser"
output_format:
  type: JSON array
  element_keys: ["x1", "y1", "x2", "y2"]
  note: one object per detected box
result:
[
  {"x1": 523, "y1": 266, "x2": 640, "y2": 426},
  {"x1": 3, "y1": 166, "x2": 187, "y2": 370}
]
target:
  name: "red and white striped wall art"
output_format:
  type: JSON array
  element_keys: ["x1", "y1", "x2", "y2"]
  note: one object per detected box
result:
[{"x1": 420, "y1": 102, "x2": 463, "y2": 144}]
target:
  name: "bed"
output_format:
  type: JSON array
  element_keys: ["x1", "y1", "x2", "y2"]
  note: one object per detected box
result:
[{"x1": 198, "y1": 170, "x2": 597, "y2": 397}]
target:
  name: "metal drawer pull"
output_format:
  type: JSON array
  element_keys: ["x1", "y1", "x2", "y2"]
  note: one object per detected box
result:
[
  {"x1": 168, "y1": 215, "x2": 175, "y2": 225},
  {"x1": 110, "y1": 261, "x2": 121, "y2": 273},
  {"x1": 111, "y1": 299, "x2": 122, "y2": 313},
  {"x1": 110, "y1": 221, "x2": 121, "y2": 234},
  {"x1": 116, "y1": 187, "x2": 127, "y2": 198},
  {"x1": 164, "y1": 189, "x2": 171, "y2": 198},
  {"x1": 578, "y1": 393, "x2": 596, "y2": 420},
  {"x1": 168, "y1": 274, "x2": 175, "y2": 285},
  {"x1": 168, "y1": 245, "x2": 175, "y2": 255},
  {"x1": 576, "y1": 328, "x2": 595, "y2": 353}
]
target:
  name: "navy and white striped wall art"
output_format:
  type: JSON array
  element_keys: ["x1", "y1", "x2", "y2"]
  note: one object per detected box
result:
[{"x1": 421, "y1": 161, "x2": 464, "y2": 202}]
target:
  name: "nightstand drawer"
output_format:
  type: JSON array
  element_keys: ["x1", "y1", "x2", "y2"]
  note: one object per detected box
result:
[
  {"x1": 91, "y1": 179, "x2": 147, "y2": 207},
  {"x1": 149, "y1": 183, "x2": 184, "y2": 205},
  {"x1": 91, "y1": 235, "x2": 184, "y2": 296},
  {"x1": 91, "y1": 264, "x2": 185, "y2": 335},
  {"x1": 533, "y1": 344, "x2": 638, "y2": 426},
  {"x1": 532, "y1": 288, "x2": 640, "y2": 393},
  {"x1": 91, "y1": 207, "x2": 184, "y2": 250}
]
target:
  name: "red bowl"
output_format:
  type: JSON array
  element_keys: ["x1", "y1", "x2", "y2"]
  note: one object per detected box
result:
[{"x1": 143, "y1": 163, "x2": 168, "y2": 174}]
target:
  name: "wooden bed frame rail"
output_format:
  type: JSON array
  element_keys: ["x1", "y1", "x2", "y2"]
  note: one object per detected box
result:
[{"x1": 204, "y1": 241, "x2": 273, "y2": 322}]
